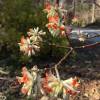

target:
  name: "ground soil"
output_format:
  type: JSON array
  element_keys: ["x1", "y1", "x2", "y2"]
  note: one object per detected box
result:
[{"x1": 0, "y1": 46, "x2": 100, "y2": 100}]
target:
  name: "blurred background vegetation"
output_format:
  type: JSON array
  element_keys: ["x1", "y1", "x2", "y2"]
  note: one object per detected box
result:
[
  {"x1": 0, "y1": 0, "x2": 46, "y2": 67},
  {"x1": 0, "y1": 0, "x2": 99, "y2": 68},
  {"x1": 0, "y1": 0, "x2": 69, "y2": 68}
]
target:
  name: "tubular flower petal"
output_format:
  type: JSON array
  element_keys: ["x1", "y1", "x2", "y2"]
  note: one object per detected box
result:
[
  {"x1": 42, "y1": 73, "x2": 80, "y2": 97},
  {"x1": 16, "y1": 66, "x2": 38, "y2": 96}
]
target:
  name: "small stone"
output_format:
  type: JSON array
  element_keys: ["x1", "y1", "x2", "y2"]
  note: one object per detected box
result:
[{"x1": 84, "y1": 93, "x2": 89, "y2": 97}]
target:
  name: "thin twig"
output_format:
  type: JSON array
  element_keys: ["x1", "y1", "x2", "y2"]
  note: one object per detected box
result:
[
  {"x1": 44, "y1": 42, "x2": 71, "y2": 49},
  {"x1": 44, "y1": 41, "x2": 100, "y2": 50},
  {"x1": 54, "y1": 65, "x2": 60, "y2": 80},
  {"x1": 43, "y1": 34, "x2": 100, "y2": 49},
  {"x1": 39, "y1": 48, "x2": 73, "y2": 72},
  {"x1": 39, "y1": 41, "x2": 100, "y2": 73},
  {"x1": 41, "y1": 41, "x2": 100, "y2": 71},
  {"x1": 53, "y1": 48, "x2": 73, "y2": 79},
  {"x1": 74, "y1": 42, "x2": 100, "y2": 49},
  {"x1": 0, "y1": 69, "x2": 9, "y2": 75},
  {"x1": 55, "y1": 48, "x2": 73, "y2": 67}
]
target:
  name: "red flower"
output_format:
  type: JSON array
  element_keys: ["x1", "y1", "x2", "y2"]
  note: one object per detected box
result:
[
  {"x1": 64, "y1": 78, "x2": 80, "y2": 95},
  {"x1": 59, "y1": 25, "x2": 65, "y2": 31},
  {"x1": 42, "y1": 73, "x2": 53, "y2": 93},
  {"x1": 42, "y1": 80, "x2": 53, "y2": 93},
  {"x1": 21, "y1": 88, "x2": 28, "y2": 94},
  {"x1": 21, "y1": 67, "x2": 29, "y2": 83},
  {"x1": 47, "y1": 23, "x2": 58, "y2": 30},
  {"x1": 44, "y1": 2, "x2": 51, "y2": 13},
  {"x1": 72, "y1": 78, "x2": 80, "y2": 87},
  {"x1": 21, "y1": 74, "x2": 29, "y2": 83},
  {"x1": 52, "y1": 23, "x2": 58, "y2": 30},
  {"x1": 16, "y1": 67, "x2": 29, "y2": 84},
  {"x1": 66, "y1": 90, "x2": 77, "y2": 95},
  {"x1": 72, "y1": 79, "x2": 77, "y2": 86},
  {"x1": 16, "y1": 67, "x2": 34, "y2": 96},
  {"x1": 48, "y1": 15, "x2": 59, "y2": 23},
  {"x1": 20, "y1": 36, "x2": 26, "y2": 44},
  {"x1": 46, "y1": 23, "x2": 52, "y2": 29}
]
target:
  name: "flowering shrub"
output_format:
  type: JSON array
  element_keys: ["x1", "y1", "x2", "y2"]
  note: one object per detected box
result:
[
  {"x1": 17, "y1": 66, "x2": 80, "y2": 98},
  {"x1": 17, "y1": 1, "x2": 81, "y2": 99}
]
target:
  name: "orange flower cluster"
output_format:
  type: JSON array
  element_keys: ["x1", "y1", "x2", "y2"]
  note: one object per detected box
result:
[
  {"x1": 42, "y1": 72, "x2": 80, "y2": 97},
  {"x1": 16, "y1": 67, "x2": 34, "y2": 95},
  {"x1": 42, "y1": 73, "x2": 53, "y2": 93},
  {"x1": 16, "y1": 67, "x2": 29, "y2": 94},
  {"x1": 20, "y1": 67, "x2": 29, "y2": 84},
  {"x1": 48, "y1": 15, "x2": 59, "y2": 23},
  {"x1": 17, "y1": 67, "x2": 80, "y2": 97},
  {"x1": 44, "y1": 2, "x2": 65, "y2": 36},
  {"x1": 18, "y1": 28, "x2": 46, "y2": 56},
  {"x1": 18, "y1": 36, "x2": 34, "y2": 56},
  {"x1": 65, "y1": 78, "x2": 80, "y2": 95}
]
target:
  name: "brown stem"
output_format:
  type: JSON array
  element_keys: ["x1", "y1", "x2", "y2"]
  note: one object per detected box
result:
[
  {"x1": 75, "y1": 42, "x2": 100, "y2": 49},
  {"x1": 41, "y1": 48, "x2": 73, "y2": 71},
  {"x1": 43, "y1": 36, "x2": 100, "y2": 49},
  {"x1": 55, "y1": 48, "x2": 73, "y2": 67},
  {"x1": 54, "y1": 48, "x2": 73, "y2": 79},
  {"x1": 54, "y1": 65, "x2": 60, "y2": 79}
]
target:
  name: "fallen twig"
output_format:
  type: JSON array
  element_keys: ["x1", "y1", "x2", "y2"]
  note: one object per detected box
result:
[{"x1": 0, "y1": 69, "x2": 9, "y2": 75}]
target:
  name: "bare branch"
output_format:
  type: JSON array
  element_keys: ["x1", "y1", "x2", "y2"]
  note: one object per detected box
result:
[
  {"x1": 75, "y1": 42, "x2": 100, "y2": 49},
  {"x1": 54, "y1": 48, "x2": 73, "y2": 79},
  {"x1": 55, "y1": 48, "x2": 73, "y2": 67},
  {"x1": 42, "y1": 48, "x2": 73, "y2": 70}
]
